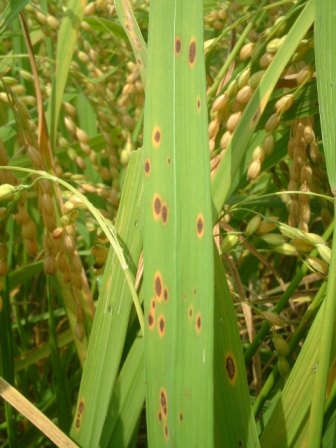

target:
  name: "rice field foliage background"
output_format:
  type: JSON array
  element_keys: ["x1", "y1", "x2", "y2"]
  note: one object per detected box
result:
[{"x1": 0, "y1": 0, "x2": 335, "y2": 446}]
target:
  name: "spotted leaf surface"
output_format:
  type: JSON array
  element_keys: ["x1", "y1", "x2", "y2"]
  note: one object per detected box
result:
[{"x1": 143, "y1": 1, "x2": 214, "y2": 445}]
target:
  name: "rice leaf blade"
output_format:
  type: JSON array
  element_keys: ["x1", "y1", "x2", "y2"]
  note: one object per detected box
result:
[{"x1": 143, "y1": 1, "x2": 214, "y2": 445}]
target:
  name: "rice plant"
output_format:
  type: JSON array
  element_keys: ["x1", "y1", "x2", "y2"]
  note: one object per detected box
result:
[{"x1": 0, "y1": 0, "x2": 335, "y2": 447}]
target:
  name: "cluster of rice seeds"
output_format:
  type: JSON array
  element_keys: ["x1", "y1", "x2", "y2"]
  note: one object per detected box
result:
[
  {"x1": 285, "y1": 118, "x2": 315, "y2": 232},
  {"x1": 25, "y1": 2, "x2": 59, "y2": 38},
  {"x1": 209, "y1": 66, "x2": 253, "y2": 158},
  {"x1": 204, "y1": 3, "x2": 228, "y2": 30},
  {"x1": 0, "y1": 141, "x2": 39, "y2": 260},
  {"x1": 117, "y1": 61, "x2": 144, "y2": 114},
  {"x1": 21, "y1": 0, "x2": 142, "y2": 205},
  {"x1": 0, "y1": 76, "x2": 36, "y2": 109},
  {"x1": 245, "y1": 214, "x2": 331, "y2": 276}
]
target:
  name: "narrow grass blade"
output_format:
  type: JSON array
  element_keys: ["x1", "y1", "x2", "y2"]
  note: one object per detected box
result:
[
  {"x1": 100, "y1": 336, "x2": 145, "y2": 447},
  {"x1": 315, "y1": 0, "x2": 336, "y2": 193},
  {"x1": 259, "y1": 299, "x2": 329, "y2": 447},
  {"x1": 70, "y1": 150, "x2": 143, "y2": 446},
  {"x1": 143, "y1": 1, "x2": 214, "y2": 445},
  {"x1": 115, "y1": 0, "x2": 147, "y2": 85},
  {"x1": 47, "y1": 0, "x2": 87, "y2": 148},
  {"x1": 214, "y1": 251, "x2": 259, "y2": 446},
  {"x1": 310, "y1": 3, "x2": 336, "y2": 444},
  {"x1": 0, "y1": 278, "x2": 16, "y2": 445},
  {"x1": 0, "y1": 0, "x2": 29, "y2": 35},
  {"x1": 47, "y1": 281, "x2": 72, "y2": 431},
  {"x1": 0, "y1": 377, "x2": 78, "y2": 448},
  {"x1": 211, "y1": 0, "x2": 314, "y2": 213}
]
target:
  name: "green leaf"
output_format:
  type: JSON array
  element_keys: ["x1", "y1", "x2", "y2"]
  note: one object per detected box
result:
[
  {"x1": 0, "y1": 0, "x2": 29, "y2": 35},
  {"x1": 143, "y1": 1, "x2": 214, "y2": 445},
  {"x1": 70, "y1": 150, "x2": 143, "y2": 446},
  {"x1": 315, "y1": 0, "x2": 336, "y2": 192},
  {"x1": 115, "y1": 0, "x2": 147, "y2": 85}
]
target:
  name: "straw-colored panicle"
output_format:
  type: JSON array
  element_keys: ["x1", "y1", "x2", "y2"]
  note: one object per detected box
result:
[
  {"x1": 97, "y1": 115, "x2": 121, "y2": 217},
  {"x1": 286, "y1": 118, "x2": 315, "y2": 232},
  {"x1": 118, "y1": 62, "x2": 144, "y2": 111},
  {"x1": 0, "y1": 140, "x2": 39, "y2": 258},
  {"x1": 204, "y1": 4, "x2": 228, "y2": 30},
  {"x1": 213, "y1": 67, "x2": 256, "y2": 159},
  {"x1": 240, "y1": 42, "x2": 255, "y2": 61},
  {"x1": 36, "y1": 180, "x2": 58, "y2": 276},
  {"x1": 14, "y1": 202, "x2": 38, "y2": 257}
]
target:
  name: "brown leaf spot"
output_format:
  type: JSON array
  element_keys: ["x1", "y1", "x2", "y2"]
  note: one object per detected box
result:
[
  {"x1": 158, "y1": 410, "x2": 162, "y2": 422},
  {"x1": 164, "y1": 424, "x2": 169, "y2": 440},
  {"x1": 158, "y1": 314, "x2": 166, "y2": 336},
  {"x1": 161, "y1": 203, "x2": 168, "y2": 224},
  {"x1": 195, "y1": 313, "x2": 202, "y2": 333},
  {"x1": 189, "y1": 39, "x2": 196, "y2": 66},
  {"x1": 225, "y1": 353, "x2": 237, "y2": 383},
  {"x1": 75, "y1": 418, "x2": 81, "y2": 428},
  {"x1": 154, "y1": 272, "x2": 163, "y2": 299},
  {"x1": 196, "y1": 214, "x2": 205, "y2": 238},
  {"x1": 148, "y1": 310, "x2": 155, "y2": 329},
  {"x1": 78, "y1": 400, "x2": 84, "y2": 414},
  {"x1": 163, "y1": 287, "x2": 168, "y2": 302},
  {"x1": 151, "y1": 299, "x2": 156, "y2": 309},
  {"x1": 175, "y1": 37, "x2": 181, "y2": 55},
  {"x1": 144, "y1": 158, "x2": 151, "y2": 176},
  {"x1": 152, "y1": 126, "x2": 161, "y2": 148},
  {"x1": 179, "y1": 412, "x2": 184, "y2": 422},
  {"x1": 153, "y1": 195, "x2": 162, "y2": 219},
  {"x1": 188, "y1": 305, "x2": 193, "y2": 319},
  {"x1": 196, "y1": 95, "x2": 201, "y2": 112},
  {"x1": 160, "y1": 389, "x2": 168, "y2": 416}
]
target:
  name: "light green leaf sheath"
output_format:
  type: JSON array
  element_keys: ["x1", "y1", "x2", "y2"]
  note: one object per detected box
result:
[{"x1": 143, "y1": 1, "x2": 214, "y2": 446}]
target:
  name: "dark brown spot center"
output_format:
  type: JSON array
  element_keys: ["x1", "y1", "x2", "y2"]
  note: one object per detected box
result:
[
  {"x1": 163, "y1": 288, "x2": 168, "y2": 301},
  {"x1": 159, "y1": 317, "x2": 165, "y2": 333},
  {"x1": 155, "y1": 275, "x2": 162, "y2": 296},
  {"x1": 162, "y1": 205, "x2": 168, "y2": 223},
  {"x1": 160, "y1": 390, "x2": 168, "y2": 415},
  {"x1": 189, "y1": 41, "x2": 196, "y2": 64},
  {"x1": 196, "y1": 315, "x2": 202, "y2": 329},
  {"x1": 79, "y1": 400, "x2": 84, "y2": 414},
  {"x1": 154, "y1": 197, "x2": 161, "y2": 214},
  {"x1": 175, "y1": 38, "x2": 181, "y2": 54},
  {"x1": 144, "y1": 159, "x2": 151, "y2": 174},
  {"x1": 148, "y1": 313, "x2": 154, "y2": 326},
  {"x1": 197, "y1": 216, "x2": 204, "y2": 235},
  {"x1": 154, "y1": 130, "x2": 161, "y2": 143},
  {"x1": 226, "y1": 356, "x2": 236, "y2": 380}
]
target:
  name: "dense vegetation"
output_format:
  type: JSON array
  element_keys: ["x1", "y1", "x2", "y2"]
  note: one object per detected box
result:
[{"x1": 0, "y1": 0, "x2": 335, "y2": 446}]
